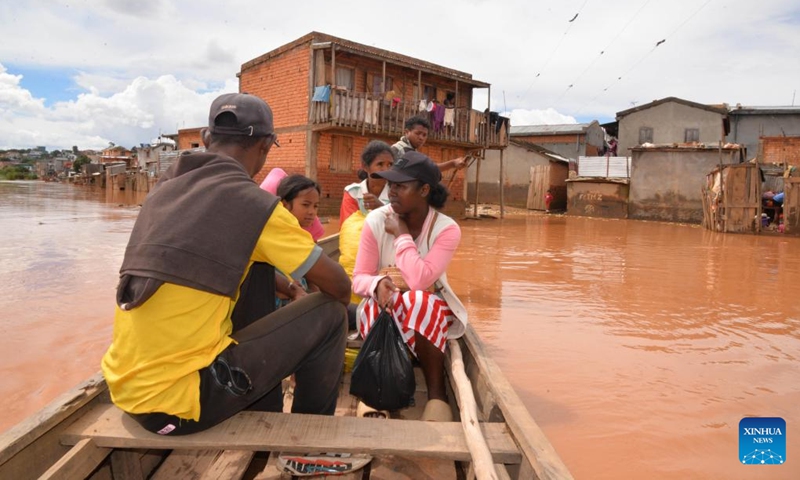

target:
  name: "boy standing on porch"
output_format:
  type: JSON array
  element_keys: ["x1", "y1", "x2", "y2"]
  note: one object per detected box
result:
[{"x1": 392, "y1": 115, "x2": 468, "y2": 173}]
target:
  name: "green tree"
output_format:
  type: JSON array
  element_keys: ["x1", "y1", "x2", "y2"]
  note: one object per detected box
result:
[{"x1": 73, "y1": 155, "x2": 91, "y2": 173}]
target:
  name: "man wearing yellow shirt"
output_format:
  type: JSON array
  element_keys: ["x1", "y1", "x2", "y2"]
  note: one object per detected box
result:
[{"x1": 101, "y1": 93, "x2": 351, "y2": 435}]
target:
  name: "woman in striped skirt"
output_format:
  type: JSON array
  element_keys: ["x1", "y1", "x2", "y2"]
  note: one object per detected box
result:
[{"x1": 352, "y1": 151, "x2": 468, "y2": 421}]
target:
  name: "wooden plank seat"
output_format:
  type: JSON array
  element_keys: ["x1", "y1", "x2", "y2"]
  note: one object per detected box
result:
[{"x1": 60, "y1": 404, "x2": 521, "y2": 464}]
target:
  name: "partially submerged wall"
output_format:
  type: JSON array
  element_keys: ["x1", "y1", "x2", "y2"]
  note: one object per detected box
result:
[
  {"x1": 629, "y1": 147, "x2": 740, "y2": 223},
  {"x1": 567, "y1": 180, "x2": 629, "y2": 219}
]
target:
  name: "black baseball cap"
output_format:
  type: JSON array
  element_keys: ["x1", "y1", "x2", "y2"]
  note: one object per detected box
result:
[
  {"x1": 208, "y1": 93, "x2": 279, "y2": 146},
  {"x1": 372, "y1": 151, "x2": 441, "y2": 186}
]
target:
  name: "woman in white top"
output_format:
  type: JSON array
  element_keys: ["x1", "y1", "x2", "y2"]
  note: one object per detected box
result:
[{"x1": 338, "y1": 141, "x2": 393, "y2": 227}]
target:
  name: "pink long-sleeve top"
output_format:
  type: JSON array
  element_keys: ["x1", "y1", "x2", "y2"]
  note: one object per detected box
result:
[{"x1": 352, "y1": 211, "x2": 461, "y2": 300}]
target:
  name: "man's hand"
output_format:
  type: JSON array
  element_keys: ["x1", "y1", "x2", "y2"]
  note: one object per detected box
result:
[
  {"x1": 453, "y1": 156, "x2": 467, "y2": 170},
  {"x1": 288, "y1": 281, "x2": 308, "y2": 301},
  {"x1": 376, "y1": 277, "x2": 399, "y2": 308}
]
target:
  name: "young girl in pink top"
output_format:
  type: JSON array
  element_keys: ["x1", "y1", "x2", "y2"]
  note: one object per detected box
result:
[
  {"x1": 352, "y1": 151, "x2": 468, "y2": 421},
  {"x1": 261, "y1": 168, "x2": 325, "y2": 241}
]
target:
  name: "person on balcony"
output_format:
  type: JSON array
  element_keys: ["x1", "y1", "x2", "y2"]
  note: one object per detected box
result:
[
  {"x1": 391, "y1": 115, "x2": 468, "y2": 172},
  {"x1": 443, "y1": 93, "x2": 456, "y2": 130}
]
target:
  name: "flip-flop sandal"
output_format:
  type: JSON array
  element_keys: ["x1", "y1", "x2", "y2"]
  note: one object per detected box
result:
[
  {"x1": 277, "y1": 452, "x2": 372, "y2": 476},
  {"x1": 356, "y1": 401, "x2": 389, "y2": 419}
]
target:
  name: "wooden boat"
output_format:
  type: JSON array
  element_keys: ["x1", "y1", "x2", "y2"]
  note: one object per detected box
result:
[{"x1": 0, "y1": 234, "x2": 573, "y2": 480}]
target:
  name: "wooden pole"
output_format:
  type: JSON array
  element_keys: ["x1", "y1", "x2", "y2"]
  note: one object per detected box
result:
[
  {"x1": 448, "y1": 340, "x2": 499, "y2": 480},
  {"x1": 382, "y1": 61, "x2": 386, "y2": 94},
  {"x1": 306, "y1": 47, "x2": 316, "y2": 180},
  {"x1": 473, "y1": 153, "x2": 482, "y2": 218},
  {"x1": 486, "y1": 86, "x2": 491, "y2": 148},
  {"x1": 499, "y1": 148, "x2": 505, "y2": 218},
  {"x1": 331, "y1": 44, "x2": 336, "y2": 88},
  {"x1": 418, "y1": 70, "x2": 422, "y2": 102},
  {"x1": 756, "y1": 146, "x2": 762, "y2": 233},
  {"x1": 718, "y1": 119, "x2": 726, "y2": 231}
]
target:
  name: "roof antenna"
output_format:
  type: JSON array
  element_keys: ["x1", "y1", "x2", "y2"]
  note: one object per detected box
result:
[
  {"x1": 792, "y1": 90, "x2": 796, "y2": 106},
  {"x1": 503, "y1": 90, "x2": 507, "y2": 114}
]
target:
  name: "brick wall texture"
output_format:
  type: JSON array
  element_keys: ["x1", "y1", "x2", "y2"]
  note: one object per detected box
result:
[
  {"x1": 177, "y1": 128, "x2": 203, "y2": 150},
  {"x1": 762, "y1": 136, "x2": 800, "y2": 166}
]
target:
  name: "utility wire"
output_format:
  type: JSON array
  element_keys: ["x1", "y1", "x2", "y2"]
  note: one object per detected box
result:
[
  {"x1": 554, "y1": 0, "x2": 654, "y2": 105},
  {"x1": 517, "y1": 0, "x2": 590, "y2": 104},
  {"x1": 573, "y1": 0, "x2": 712, "y2": 117}
]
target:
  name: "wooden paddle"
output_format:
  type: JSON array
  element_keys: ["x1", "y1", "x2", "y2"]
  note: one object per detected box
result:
[{"x1": 445, "y1": 152, "x2": 479, "y2": 190}]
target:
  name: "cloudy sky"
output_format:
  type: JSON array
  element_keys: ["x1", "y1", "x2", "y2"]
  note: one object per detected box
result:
[{"x1": 1, "y1": 0, "x2": 798, "y2": 150}]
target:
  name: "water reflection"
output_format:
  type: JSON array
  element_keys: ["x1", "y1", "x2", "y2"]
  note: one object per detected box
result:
[
  {"x1": 0, "y1": 181, "x2": 143, "y2": 434},
  {"x1": 448, "y1": 213, "x2": 799, "y2": 480}
]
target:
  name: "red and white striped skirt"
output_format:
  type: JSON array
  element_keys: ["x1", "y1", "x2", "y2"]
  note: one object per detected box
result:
[{"x1": 359, "y1": 290, "x2": 454, "y2": 354}]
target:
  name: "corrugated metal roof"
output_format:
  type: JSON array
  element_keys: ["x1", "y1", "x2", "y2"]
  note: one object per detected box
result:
[
  {"x1": 510, "y1": 123, "x2": 589, "y2": 136},
  {"x1": 729, "y1": 106, "x2": 800, "y2": 115},
  {"x1": 510, "y1": 140, "x2": 570, "y2": 163},
  {"x1": 578, "y1": 156, "x2": 630, "y2": 178}
]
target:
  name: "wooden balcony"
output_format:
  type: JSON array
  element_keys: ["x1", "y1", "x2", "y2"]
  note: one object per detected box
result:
[{"x1": 309, "y1": 89, "x2": 508, "y2": 149}]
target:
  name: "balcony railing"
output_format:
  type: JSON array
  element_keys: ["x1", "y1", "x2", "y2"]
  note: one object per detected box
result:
[{"x1": 309, "y1": 89, "x2": 507, "y2": 148}]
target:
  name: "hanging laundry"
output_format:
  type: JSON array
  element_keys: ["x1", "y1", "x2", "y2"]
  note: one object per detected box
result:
[
  {"x1": 312, "y1": 84, "x2": 331, "y2": 102},
  {"x1": 433, "y1": 102, "x2": 446, "y2": 132},
  {"x1": 364, "y1": 100, "x2": 380, "y2": 125},
  {"x1": 418, "y1": 99, "x2": 427, "y2": 112},
  {"x1": 443, "y1": 107, "x2": 455, "y2": 127}
]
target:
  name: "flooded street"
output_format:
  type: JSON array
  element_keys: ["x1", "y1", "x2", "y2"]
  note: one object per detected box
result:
[
  {"x1": 0, "y1": 181, "x2": 144, "y2": 433},
  {"x1": 449, "y1": 215, "x2": 799, "y2": 479},
  {"x1": 1, "y1": 181, "x2": 798, "y2": 479}
]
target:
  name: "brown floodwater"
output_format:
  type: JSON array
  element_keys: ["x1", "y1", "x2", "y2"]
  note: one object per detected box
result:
[{"x1": 1, "y1": 181, "x2": 798, "y2": 479}]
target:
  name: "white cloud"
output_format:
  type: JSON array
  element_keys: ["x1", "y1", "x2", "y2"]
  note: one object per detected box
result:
[
  {"x1": 73, "y1": 71, "x2": 136, "y2": 96},
  {"x1": 1, "y1": 0, "x2": 799, "y2": 147},
  {"x1": 0, "y1": 63, "x2": 237, "y2": 150},
  {"x1": 0, "y1": 64, "x2": 45, "y2": 115},
  {"x1": 102, "y1": 0, "x2": 166, "y2": 18},
  {"x1": 501, "y1": 108, "x2": 577, "y2": 127}
]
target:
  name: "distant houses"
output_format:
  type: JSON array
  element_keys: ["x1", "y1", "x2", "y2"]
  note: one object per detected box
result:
[{"x1": 503, "y1": 96, "x2": 799, "y2": 234}]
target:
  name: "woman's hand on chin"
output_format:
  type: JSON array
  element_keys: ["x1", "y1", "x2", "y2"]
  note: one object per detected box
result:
[{"x1": 384, "y1": 211, "x2": 408, "y2": 237}]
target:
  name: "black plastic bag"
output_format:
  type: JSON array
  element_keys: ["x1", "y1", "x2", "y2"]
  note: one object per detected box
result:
[{"x1": 349, "y1": 308, "x2": 415, "y2": 411}]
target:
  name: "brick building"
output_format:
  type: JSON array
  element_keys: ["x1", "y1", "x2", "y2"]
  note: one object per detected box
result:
[
  {"x1": 99, "y1": 145, "x2": 134, "y2": 168},
  {"x1": 176, "y1": 128, "x2": 203, "y2": 150},
  {"x1": 185, "y1": 32, "x2": 507, "y2": 216}
]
